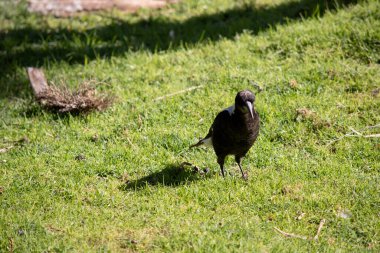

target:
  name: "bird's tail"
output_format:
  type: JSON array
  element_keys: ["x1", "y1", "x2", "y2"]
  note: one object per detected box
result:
[
  {"x1": 189, "y1": 137, "x2": 212, "y2": 148},
  {"x1": 189, "y1": 140, "x2": 203, "y2": 148}
]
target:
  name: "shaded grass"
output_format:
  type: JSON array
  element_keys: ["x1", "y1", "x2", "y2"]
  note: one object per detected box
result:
[
  {"x1": 0, "y1": 0, "x2": 380, "y2": 252},
  {"x1": 0, "y1": 0, "x2": 358, "y2": 98}
]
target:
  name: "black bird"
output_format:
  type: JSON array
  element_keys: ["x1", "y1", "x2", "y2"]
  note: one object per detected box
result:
[{"x1": 191, "y1": 90, "x2": 260, "y2": 179}]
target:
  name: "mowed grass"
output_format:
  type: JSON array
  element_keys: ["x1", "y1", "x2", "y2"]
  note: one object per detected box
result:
[{"x1": 0, "y1": 0, "x2": 379, "y2": 251}]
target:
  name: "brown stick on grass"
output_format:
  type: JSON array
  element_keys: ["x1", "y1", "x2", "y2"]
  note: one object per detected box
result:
[
  {"x1": 153, "y1": 85, "x2": 204, "y2": 101},
  {"x1": 313, "y1": 219, "x2": 326, "y2": 240},
  {"x1": 274, "y1": 227, "x2": 309, "y2": 240},
  {"x1": 27, "y1": 67, "x2": 114, "y2": 114},
  {"x1": 27, "y1": 67, "x2": 48, "y2": 96},
  {"x1": 274, "y1": 219, "x2": 327, "y2": 241}
]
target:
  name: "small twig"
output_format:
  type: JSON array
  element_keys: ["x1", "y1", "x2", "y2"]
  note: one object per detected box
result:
[
  {"x1": 274, "y1": 219, "x2": 326, "y2": 241},
  {"x1": 348, "y1": 127, "x2": 362, "y2": 136},
  {"x1": 46, "y1": 224, "x2": 64, "y2": 233},
  {"x1": 363, "y1": 134, "x2": 380, "y2": 138},
  {"x1": 296, "y1": 212, "x2": 306, "y2": 220},
  {"x1": 326, "y1": 123, "x2": 380, "y2": 146},
  {"x1": 125, "y1": 137, "x2": 137, "y2": 150},
  {"x1": 313, "y1": 219, "x2": 326, "y2": 240},
  {"x1": 153, "y1": 85, "x2": 204, "y2": 101},
  {"x1": 179, "y1": 161, "x2": 194, "y2": 168},
  {"x1": 327, "y1": 133, "x2": 380, "y2": 145},
  {"x1": 274, "y1": 227, "x2": 308, "y2": 240},
  {"x1": 367, "y1": 124, "x2": 380, "y2": 129}
]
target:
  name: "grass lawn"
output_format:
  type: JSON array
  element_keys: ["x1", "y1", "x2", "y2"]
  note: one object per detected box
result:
[{"x1": 1, "y1": 0, "x2": 379, "y2": 251}]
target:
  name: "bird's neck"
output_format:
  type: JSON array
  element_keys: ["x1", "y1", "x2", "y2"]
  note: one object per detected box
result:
[{"x1": 233, "y1": 107, "x2": 256, "y2": 122}]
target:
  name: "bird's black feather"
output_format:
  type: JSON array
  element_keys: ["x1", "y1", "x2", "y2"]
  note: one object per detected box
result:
[{"x1": 191, "y1": 90, "x2": 260, "y2": 179}]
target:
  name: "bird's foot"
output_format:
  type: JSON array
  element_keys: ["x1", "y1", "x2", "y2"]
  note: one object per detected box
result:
[{"x1": 242, "y1": 172, "x2": 248, "y2": 180}]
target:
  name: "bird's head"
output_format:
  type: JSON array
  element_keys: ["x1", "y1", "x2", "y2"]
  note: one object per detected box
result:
[{"x1": 235, "y1": 90, "x2": 255, "y2": 118}]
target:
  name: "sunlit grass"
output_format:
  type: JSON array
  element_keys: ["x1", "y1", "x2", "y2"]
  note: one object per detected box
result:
[{"x1": 0, "y1": 0, "x2": 379, "y2": 252}]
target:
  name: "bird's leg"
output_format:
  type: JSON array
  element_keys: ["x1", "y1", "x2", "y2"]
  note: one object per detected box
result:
[
  {"x1": 217, "y1": 156, "x2": 226, "y2": 178},
  {"x1": 236, "y1": 156, "x2": 247, "y2": 180},
  {"x1": 220, "y1": 164, "x2": 225, "y2": 177}
]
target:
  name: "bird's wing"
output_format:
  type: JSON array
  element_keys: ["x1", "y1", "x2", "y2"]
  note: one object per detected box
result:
[
  {"x1": 211, "y1": 110, "x2": 234, "y2": 140},
  {"x1": 190, "y1": 109, "x2": 232, "y2": 148}
]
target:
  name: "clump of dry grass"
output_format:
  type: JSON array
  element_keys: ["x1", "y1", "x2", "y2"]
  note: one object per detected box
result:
[
  {"x1": 36, "y1": 81, "x2": 114, "y2": 114},
  {"x1": 296, "y1": 108, "x2": 331, "y2": 130},
  {"x1": 27, "y1": 67, "x2": 114, "y2": 114}
]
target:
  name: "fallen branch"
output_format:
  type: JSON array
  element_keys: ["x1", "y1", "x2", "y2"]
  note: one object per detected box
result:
[
  {"x1": 27, "y1": 67, "x2": 48, "y2": 96},
  {"x1": 326, "y1": 124, "x2": 380, "y2": 146},
  {"x1": 153, "y1": 85, "x2": 204, "y2": 101},
  {"x1": 274, "y1": 227, "x2": 308, "y2": 240},
  {"x1": 313, "y1": 219, "x2": 326, "y2": 240}
]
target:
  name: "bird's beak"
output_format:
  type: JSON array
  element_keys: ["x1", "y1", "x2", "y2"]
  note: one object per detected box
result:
[{"x1": 246, "y1": 101, "x2": 254, "y2": 118}]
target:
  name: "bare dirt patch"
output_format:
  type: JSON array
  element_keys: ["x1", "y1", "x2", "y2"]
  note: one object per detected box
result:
[{"x1": 28, "y1": 0, "x2": 179, "y2": 17}]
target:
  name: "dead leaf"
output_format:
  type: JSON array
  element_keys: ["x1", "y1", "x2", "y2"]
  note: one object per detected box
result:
[
  {"x1": 120, "y1": 172, "x2": 130, "y2": 184},
  {"x1": 289, "y1": 79, "x2": 299, "y2": 89},
  {"x1": 281, "y1": 184, "x2": 303, "y2": 195},
  {"x1": 296, "y1": 108, "x2": 330, "y2": 129},
  {"x1": 18, "y1": 136, "x2": 30, "y2": 144},
  {"x1": 296, "y1": 108, "x2": 315, "y2": 119},
  {"x1": 46, "y1": 224, "x2": 64, "y2": 233},
  {"x1": 8, "y1": 238, "x2": 14, "y2": 253},
  {"x1": 75, "y1": 154, "x2": 86, "y2": 161},
  {"x1": 372, "y1": 88, "x2": 380, "y2": 97},
  {"x1": 327, "y1": 69, "x2": 337, "y2": 80},
  {"x1": 367, "y1": 243, "x2": 376, "y2": 249},
  {"x1": 328, "y1": 237, "x2": 336, "y2": 245},
  {"x1": 296, "y1": 212, "x2": 306, "y2": 220},
  {"x1": 90, "y1": 134, "x2": 99, "y2": 142}
]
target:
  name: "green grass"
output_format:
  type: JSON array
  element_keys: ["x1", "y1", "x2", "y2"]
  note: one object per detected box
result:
[{"x1": 1, "y1": 0, "x2": 379, "y2": 251}]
